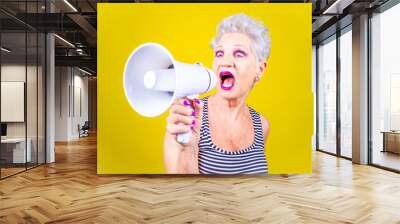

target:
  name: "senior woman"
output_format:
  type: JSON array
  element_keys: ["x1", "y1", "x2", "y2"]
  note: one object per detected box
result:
[{"x1": 164, "y1": 13, "x2": 271, "y2": 174}]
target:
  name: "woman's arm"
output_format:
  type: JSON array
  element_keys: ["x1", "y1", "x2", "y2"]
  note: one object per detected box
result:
[
  {"x1": 163, "y1": 133, "x2": 199, "y2": 173},
  {"x1": 163, "y1": 98, "x2": 203, "y2": 174},
  {"x1": 260, "y1": 115, "x2": 270, "y2": 142}
]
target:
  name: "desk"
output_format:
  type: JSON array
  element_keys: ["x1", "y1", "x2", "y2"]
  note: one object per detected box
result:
[
  {"x1": 1, "y1": 138, "x2": 31, "y2": 163},
  {"x1": 381, "y1": 131, "x2": 400, "y2": 154}
]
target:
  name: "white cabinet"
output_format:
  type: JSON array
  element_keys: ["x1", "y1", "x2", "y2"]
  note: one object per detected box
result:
[{"x1": 1, "y1": 138, "x2": 32, "y2": 163}]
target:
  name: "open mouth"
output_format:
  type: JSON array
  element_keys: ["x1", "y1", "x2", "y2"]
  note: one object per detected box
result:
[{"x1": 219, "y1": 71, "x2": 235, "y2": 91}]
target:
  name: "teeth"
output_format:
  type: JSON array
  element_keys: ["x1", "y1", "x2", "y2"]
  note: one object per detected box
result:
[{"x1": 222, "y1": 77, "x2": 234, "y2": 88}]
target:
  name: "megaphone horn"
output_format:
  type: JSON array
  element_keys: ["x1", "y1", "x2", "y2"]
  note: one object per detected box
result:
[{"x1": 123, "y1": 43, "x2": 217, "y2": 144}]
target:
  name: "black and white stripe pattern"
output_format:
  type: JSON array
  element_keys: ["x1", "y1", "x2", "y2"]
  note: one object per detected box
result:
[{"x1": 198, "y1": 97, "x2": 268, "y2": 174}]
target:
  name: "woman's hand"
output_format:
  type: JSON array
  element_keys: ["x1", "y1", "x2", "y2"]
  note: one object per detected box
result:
[
  {"x1": 166, "y1": 98, "x2": 203, "y2": 146},
  {"x1": 163, "y1": 98, "x2": 203, "y2": 174}
]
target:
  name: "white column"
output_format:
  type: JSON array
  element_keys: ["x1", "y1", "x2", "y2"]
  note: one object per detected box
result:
[
  {"x1": 45, "y1": 0, "x2": 55, "y2": 163},
  {"x1": 312, "y1": 45, "x2": 317, "y2": 151},
  {"x1": 46, "y1": 32, "x2": 55, "y2": 163},
  {"x1": 352, "y1": 14, "x2": 369, "y2": 164}
]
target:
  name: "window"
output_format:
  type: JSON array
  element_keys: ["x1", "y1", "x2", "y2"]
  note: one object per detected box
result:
[
  {"x1": 339, "y1": 28, "x2": 352, "y2": 158},
  {"x1": 0, "y1": 1, "x2": 47, "y2": 179},
  {"x1": 371, "y1": 2, "x2": 400, "y2": 171},
  {"x1": 318, "y1": 36, "x2": 337, "y2": 154}
]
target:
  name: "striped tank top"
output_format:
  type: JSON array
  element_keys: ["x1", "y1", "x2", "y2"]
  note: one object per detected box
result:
[{"x1": 198, "y1": 97, "x2": 268, "y2": 174}]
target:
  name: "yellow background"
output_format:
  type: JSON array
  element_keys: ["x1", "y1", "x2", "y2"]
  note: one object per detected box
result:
[{"x1": 98, "y1": 3, "x2": 312, "y2": 174}]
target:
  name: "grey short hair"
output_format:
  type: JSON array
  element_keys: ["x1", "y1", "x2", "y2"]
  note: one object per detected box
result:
[{"x1": 211, "y1": 13, "x2": 271, "y2": 62}]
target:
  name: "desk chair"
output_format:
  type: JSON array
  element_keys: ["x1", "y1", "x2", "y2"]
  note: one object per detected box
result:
[{"x1": 79, "y1": 121, "x2": 90, "y2": 138}]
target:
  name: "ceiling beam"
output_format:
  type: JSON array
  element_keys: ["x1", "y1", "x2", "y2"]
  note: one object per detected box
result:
[{"x1": 55, "y1": 55, "x2": 96, "y2": 71}]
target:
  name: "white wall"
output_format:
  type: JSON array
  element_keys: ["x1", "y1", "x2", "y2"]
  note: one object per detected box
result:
[
  {"x1": 72, "y1": 73, "x2": 89, "y2": 138},
  {"x1": 1, "y1": 82, "x2": 25, "y2": 122},
  {"x1": 55, "y1": 66, "x2": 69, "y2": 141},
  {"x1": 55, "y1": 67, "x2": 89, "y2": 141},
  {"x1": 1, "y1": 65, "x2": 38, "y2": 138}
]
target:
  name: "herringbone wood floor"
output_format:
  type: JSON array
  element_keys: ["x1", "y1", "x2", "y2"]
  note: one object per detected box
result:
[{"x1": 1, "y1": 134, "x2": 400, "y2": 224}]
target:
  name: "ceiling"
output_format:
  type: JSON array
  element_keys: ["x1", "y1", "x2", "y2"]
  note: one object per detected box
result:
[
  {"x1": 0, "y1": 0, "x2": 97, "y2": 74},
  {"x1": 0, "y1": 0, "x2": 394, "y2": 75},
  {"x1": 311, "y1": 0, "x2": 390, "y2": 44}
]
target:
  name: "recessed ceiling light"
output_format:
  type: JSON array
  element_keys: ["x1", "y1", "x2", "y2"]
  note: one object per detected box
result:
[
  {"x1": 78, "y1": 67, "x2": 93, "y2": 76},
  {"x1": 322, "y1": 0, "x2": 355, "y2": 15},
  {"x1": 63, "y1": 0, "x2": 78, "y2": 12},
  {"x1": 54, "y1": 34, "x2": 75, "y2": 48},
  {"x1": 1, "y1": 47, "x2": 11, "y2": 53}
]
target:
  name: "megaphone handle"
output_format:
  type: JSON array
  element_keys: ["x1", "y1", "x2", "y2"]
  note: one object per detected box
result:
[
  {"x1": 176, "y1": 94, "x2": 198, "y2": 144},
  {"x1": 177, "y1": 132, "x2": 191, "y2": 144}
]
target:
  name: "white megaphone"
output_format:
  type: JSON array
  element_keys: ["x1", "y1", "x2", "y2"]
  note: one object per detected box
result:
[{"x1": 123, "y1": 43, "x2": 217, "y2": 144}]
